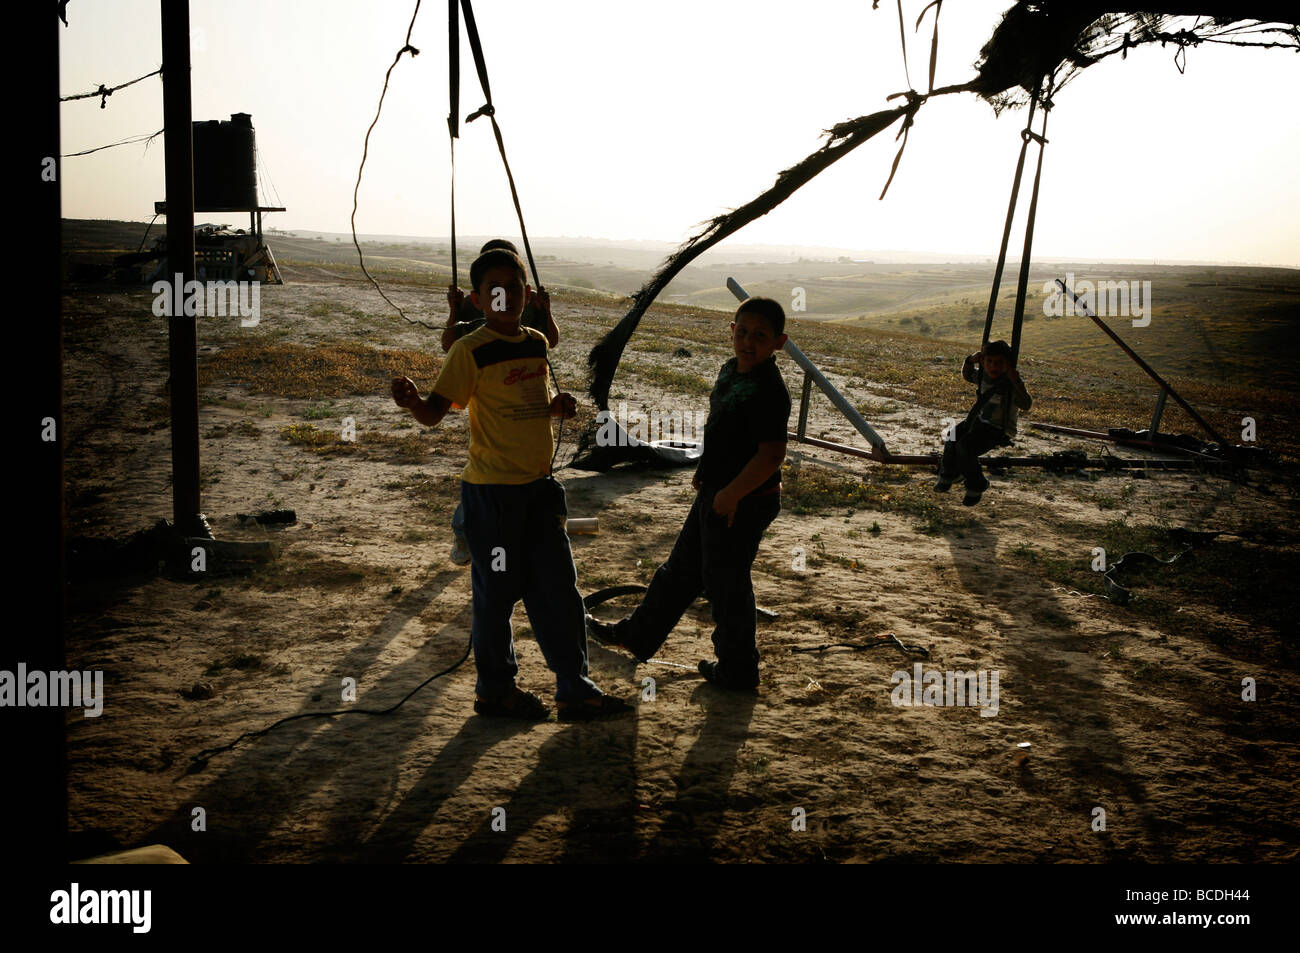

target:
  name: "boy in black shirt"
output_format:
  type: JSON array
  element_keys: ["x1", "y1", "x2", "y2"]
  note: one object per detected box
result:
[{"x1": 588, "y1": 297, "x2": 791, "y2": 691}]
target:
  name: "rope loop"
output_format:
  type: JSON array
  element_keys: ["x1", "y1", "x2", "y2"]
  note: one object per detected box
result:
[{"x1": 886, "y1": 88, "x2": 925, "y2": 111}]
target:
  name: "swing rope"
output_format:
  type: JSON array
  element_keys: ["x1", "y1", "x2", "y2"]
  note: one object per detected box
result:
[
  {"x1": 448, "y1": 0, "x2": 460, "y2": 289},
  {"x1": 980, "y1": 86, "x2": 1038, "y2": 354},
  {"x1": 447, "y1": 0, "x2": 563, "y2": 472},
  {"x1": 975, "y1": 75, "x2": 1052, "y2": 403},
  {"x1": 1010, "y1": 81, "x2": 1053, "y2": 366},
  {"x1": 452, "y1": 0, "x2": 543, "y2": 293}
]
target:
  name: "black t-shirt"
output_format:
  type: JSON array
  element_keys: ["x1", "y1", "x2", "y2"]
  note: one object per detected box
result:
[{"x1": 695, "y1": 356, "x2": 791, "y2": 494}]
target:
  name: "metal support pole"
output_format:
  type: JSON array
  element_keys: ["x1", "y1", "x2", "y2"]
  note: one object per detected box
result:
[
  {"x1": 781, "y1": 338, "x2": 888, "y2": 452},
  {"x1": 797, "y1": 372, "x2": 812, "y2": 439},
  {"x1": 13, "y1": 1, "x2": 68, "y2": 861},
  {"x1": 727, "y1": 275, "x2": 888, "y2": 453},
  {"x1": 1149, "y1": 388, "x2": 1168, "y2": 436},
  {"x1": 1055, "y1": 279, "x2": 1233, "y2": 454},
  {"x1": 161, "y1": 0, "x2": 205, "y2": 535}
]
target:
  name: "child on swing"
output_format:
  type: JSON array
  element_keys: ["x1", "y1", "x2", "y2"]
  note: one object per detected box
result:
[{"x1": 934, "y1": 339, "x2": 1032, "y2": 505}]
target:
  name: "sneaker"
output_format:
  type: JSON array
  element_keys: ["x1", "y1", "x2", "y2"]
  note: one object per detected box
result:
[
  {"x1": 585, "y1": 613, "x2": 618, "y2": 642},
  {"x1": 585, "y1": 614, "x2": 640, "y2": 658},
  {"x1": 933, "y1": 476, "x2": 954, "y2": 493},
  {"x1": 473, "y1": 686, "x2": 549, "y2": 720},
  {"x1": 556, "y1": 693, "x2": 635, "y2": 722},
  {"x1": 449, "y1": 533, "x2": 471, "y2": 566},
  {"x1": 962, "y1": 476, "x2": 990, "y2": 506},
  {"x1": 698, "y1": 659, "x2": 759, "y2": 693}
]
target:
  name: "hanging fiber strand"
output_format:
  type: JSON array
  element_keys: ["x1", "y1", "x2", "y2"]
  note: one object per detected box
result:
[
  {"x1": 63, "y1": 129, "x2": 163, "y2": 157},
  {"x1": 349, "y1": 0, "x2": 439, "y2": 330},
  {"x1": 586, "y1": 81, "x2": 976, "y2": 410},
  {"x1": 587, "y1": 105, "x2": 903, "y2": 408}
]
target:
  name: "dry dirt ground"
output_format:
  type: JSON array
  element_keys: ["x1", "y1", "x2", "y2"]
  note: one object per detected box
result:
[{"x1": 61, "y1": 268, "x2": 1299, "y2": 863}]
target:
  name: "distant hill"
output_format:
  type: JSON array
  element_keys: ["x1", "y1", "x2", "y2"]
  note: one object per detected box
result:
[{"x1": 63, "y1": 218, "x2": 1299, "y2": 393}]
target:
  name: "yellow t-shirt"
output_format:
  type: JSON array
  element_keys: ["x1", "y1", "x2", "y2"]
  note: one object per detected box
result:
[{"x1": 432, "y1": 324, "x2": 556, "y2": 485}]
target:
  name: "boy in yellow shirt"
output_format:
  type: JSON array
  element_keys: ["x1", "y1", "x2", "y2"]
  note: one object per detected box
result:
[
  {"x1": 440, "y1": 239, "x2": 556, "y2": 565},
  {"x1": 392, "y1": 249, "x2": 630, "y2": 721}
]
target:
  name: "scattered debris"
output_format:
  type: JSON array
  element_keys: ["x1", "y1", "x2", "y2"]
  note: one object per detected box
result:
[
  {"x1": 180, "y1": 681, "x2": 215, "y2": 701},
  {"x1": 237, "y1": 508, "x2": 297, "y2": 526},
  {"x1": 792, "y1": 632, "x2": 929, "y2": 659},
  {"x1": 1103, "y1": 546, "x2": 1193, "y2": 605}
]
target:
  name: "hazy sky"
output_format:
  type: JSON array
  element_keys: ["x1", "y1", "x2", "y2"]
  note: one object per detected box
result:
[{"x1": 60, "y1": 1, "x2": 1299, "y2": 266}]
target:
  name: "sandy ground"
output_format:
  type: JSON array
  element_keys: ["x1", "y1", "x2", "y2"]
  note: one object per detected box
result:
[{"x1": 60, "y1": 270, "x2": 1299, "y2": 863}]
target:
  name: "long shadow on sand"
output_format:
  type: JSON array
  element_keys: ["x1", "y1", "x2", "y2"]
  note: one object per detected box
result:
[
  {"x1": 437, "y1": 710, "x2": 643, "y2": 863},
  {"x1": 433, "y1": 640, "x2": 648, "y2": 863},
  {"x1": 944, "y1": 519, "x2": 1172, "y2": 860},
  {"x1": 419, "y1": 651, "x2": 759, "y2": 861},
  {"x1": 637, "y1": 683, "x2": 757, "y2": 862},
  {"x1": 357, "y1": 713, "x2": 546, "y2": 862},
  {"x1": 140, "y1": 570, "x2": 476, "y2": 861}
]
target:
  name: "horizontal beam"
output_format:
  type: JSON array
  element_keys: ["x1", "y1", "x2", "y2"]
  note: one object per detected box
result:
[
  {"x1": 1029, "y1": 422, "x2": 1228, "y2": 462},
  {"x1": 788, "y1": 432, "x2": 886, "y2": 461},
  {"x1": 788, "y1": 433, "x2": 1221, "y2": 471},
  {"x1": 155, "y1": 202, "x2": 287, "y2": 214}
]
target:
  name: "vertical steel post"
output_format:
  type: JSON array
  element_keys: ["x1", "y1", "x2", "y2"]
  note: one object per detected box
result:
[
  {"x1": 161, "y1": 0, "x2": 203, "y2": 534},
  {"x1": 1149, "y1": 388, "x2": 1168, "y2": 435},
  {"x1": 18, "y1": 1, "x2": 68, "y2": 860},
  {"x1": 797, "y1": 372, "x2": 812, "y2": 439}
]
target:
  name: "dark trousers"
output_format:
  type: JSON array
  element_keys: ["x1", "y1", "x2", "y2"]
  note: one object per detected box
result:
[
  {"x1": 617, "y1": 487, "x2": 780, "y2": 686},
  {"x1": 940, "y1": 419, "x2": 1008, "y2": 487},
  {"x1": 460, "y1": 478, "x2": 599, "y2": 703}
]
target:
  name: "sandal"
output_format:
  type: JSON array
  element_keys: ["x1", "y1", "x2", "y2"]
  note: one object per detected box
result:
[
  {"x1": 473, "y1": 686, "x2": 549, "y2": 721},
  {"x1": 556, "y1": 693, "x2": 634, "y2": 722}
]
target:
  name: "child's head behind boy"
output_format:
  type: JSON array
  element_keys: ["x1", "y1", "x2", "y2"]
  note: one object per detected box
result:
[
  {"x1": 469, "y1": 248, "x2": 531, "y2": 334},
  {"x1": 731, "y1": 296, "x2": 788, "y2": 372},
  {"x1": 981, "y1": 339, "x2": 1013, "y2": 379}
]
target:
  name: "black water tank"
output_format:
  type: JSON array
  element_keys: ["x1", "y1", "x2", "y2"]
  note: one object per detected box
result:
[{"x1": 192, "y1": 112, "x2": 257, "y2": 211}]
